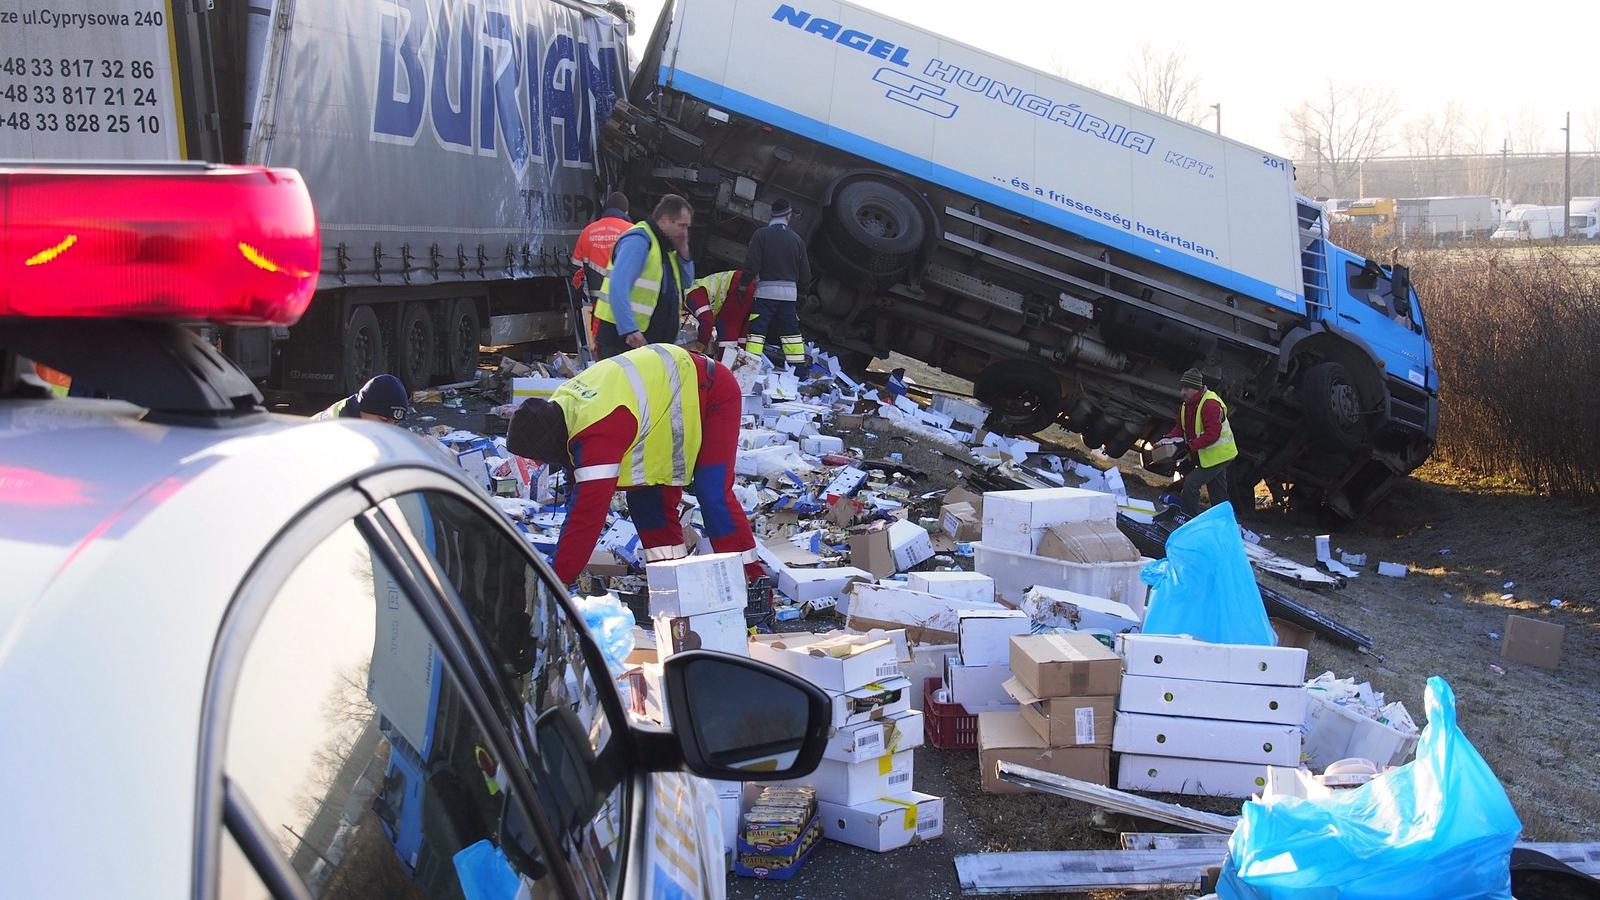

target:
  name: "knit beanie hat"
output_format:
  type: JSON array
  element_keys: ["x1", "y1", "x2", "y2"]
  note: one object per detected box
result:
[
  {"x1": 1179, "y1": 368, "x2": 1206, "y2": 390},
  {"x1": 355, "y1": 374, "x2": 411, "y2": 420},
  {"x1": 507, "y1": 398, "x2": 572, "y2": 466}
]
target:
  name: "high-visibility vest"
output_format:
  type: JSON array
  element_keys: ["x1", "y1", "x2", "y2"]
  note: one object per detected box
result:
[
  {"x1": 1189, "y1": 389, "x2": 1239, "y2": 468},
  {"x1": 571, "y1": 215, "x2": 631, "y2": 292},
  {"x1": 311, "y1": 397, "x2": 352, "y2": 421},
  {"x1": 692, "y1": 270, "x2": 738, "y2": 314},
  {"x1": 595, "y1": 223, "x2": 685, "y2": 328},
  {"x1": 554, "y1": 344, "x2": 704, "y2": 487}
]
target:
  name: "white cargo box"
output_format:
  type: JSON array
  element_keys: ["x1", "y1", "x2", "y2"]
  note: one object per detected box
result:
[
  {"x1": 817, "y1": 791, "x2": 944, "y2": 851},
  {"x1": 943, "y1": 656, "x2": 1017, "y2": 712},
  {"x1": 1116, "y1": 753, "x2": 1273, "y2": 799},
  {"x1": 975, "y1": 542, "x2": 1150, "y2": 616},
  {"x1": 1302, "y1": 693, "x2": 1420, "y2": 770},
  {"x1": 823, "y1": 709, "x2": 924, "y2": 763},
  {"x1": 1112, "y1": 711, "x2": 1301, "y2": 767},
  {"x1": 980, "y1": 488, "x2": 1119, "y2": 553},
  {"x1": 776, "y1": 750, "x2": 915, "y2": 805},
  {"x1": 1118, "y1": 634, "x2": 1307, "y2": 686},
  {"x1": 646, "y1": 553, "x2": 747, "y2": 617},
  {"x1": 907, "y1": 570, "x2": 996, "y2": 605},
  {"x1": 1118, "y1": 673, "x2": 1306, "y2": 726},
  {"x1": 956, "y1": 608, "x2": 1031, "y2": 666}
]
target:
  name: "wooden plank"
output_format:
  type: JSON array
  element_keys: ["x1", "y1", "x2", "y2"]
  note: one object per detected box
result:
[
  {"x1": 996, "y1": 761, "x2": 1239, "y2": 834},
  {"x1": 1121, "y1": 832, "x2": 1232, "y2": 851},
  {"x1": 954, "y1": 850, "x2": 1219, "y2": 895}
]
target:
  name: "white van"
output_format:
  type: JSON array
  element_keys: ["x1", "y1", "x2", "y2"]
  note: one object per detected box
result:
[{"x1": 1490, "y1": 205, "x2": 1567, "y2": 241}]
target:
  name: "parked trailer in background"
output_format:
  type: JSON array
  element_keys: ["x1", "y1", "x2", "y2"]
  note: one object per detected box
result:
[
  {"x1": 0, "y1": 1, "x2": 628, "y2": 396},
  {"x1": 1394, "y1": 196, "x2": 1503, "y2": 244},
  {"x1": 608, "y1": 0, "x2": 1439, "y2": 517}
]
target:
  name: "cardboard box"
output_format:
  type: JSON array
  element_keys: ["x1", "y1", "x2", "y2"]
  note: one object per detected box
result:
[
  {"x1": 980, "y1": 488, "x2": 1119, "y2": 553},
  {"x1": 957, "y1": 608, "x2": 1031, "y2": 666},
  {"x1": 749, "y1": 631, "x2": 903, "y2": 692},
  {"x1": 823, "y1": 710, "x2": 924, "y2": 763},
  {"x1": 826, "y1": 677, "x2": 914, "y2": 728},
  {"x1": 1010, "y1": 633, "x2": 1122, "y2": 699},
  {"x1": 943, "y1": 657, "x2": 1018, "y2": 712},
  {"x1": 801, "y1": 434, "x2": 845, "y2": 456},
  {"x1": 646, "y1": 553, "x2": 747, "y2": 617},
  {"x1": 1036, "y1": 521, "x2": 1140, "y2": 563},
  {"x1": 738, "y1": 427, "x2": 788, "y2": 449},
  {"x1": 817, "y1": 791, "x2": 944, "y2": 851},
  {"x1": 939, "y1": 501, "x2": 983, "y2": 541},
  {"x1": 1502, "y1": 615, "x2": 1564, "y2": 669},
  {"x1": 846, "y1": 583, "x2": 997, "y2": 644},
  {"x1": 978, "y1": 711, "x2": 1110, "y2": 792},
  {"x1": 1112, "y1": 711, "x2": 1301, "y2": 766},
  {"x1": 510, "y1": 376, "x2": 569, "y2": 401},
  {"x1": 1004, "y1": 677, "x2": 1114, "y2": 747},
  {"x1": 717, "y1": 795, "x2": 742, "y2": 855},
  {"x1": 836, "y1": 413, "x2": 865, "y2": 430},
  {"x1": 1116, "y1": 754, "x2": 1270, "y2": 799},
  {"x1": 1118, "y1": 634, "x2": 1308, "y2": 687},
  {"x1": 1118, "y1": 673, "x2": 1306, "y2": 726},
  {"x1": 887, "y1": 519, "x2": 934, "y2": 570},
  {"x1": 652, "y1": 609, "x2": 749, "y2": 659},
  {"x1": 825, "y1": 467, "x2": 869, "y2": 499},
  {"x1": 776, "y1": 566, "x2": 873, "y2": 603},
  {"x1": 902, "y1": 644, "x2": 957, "y2": 710},
  {"x1": 1021, "y1": 586, "x2": 1142, "y2": 639},
  {"x1": 1269, "y1": 617, "x2": 1316, "y2": 652},
  {"x1": 933, "y1": 394, "x2": 990, "y2": 427},
  {"x1": 907, "y1": 570, "x2": 995, "y2": 605},
  {"x1": 943, "y1": 486, "x2": 985, "y2": 515},
  {"x1": 975, "y1": 542, "x2": 1150, "y2": 616},
  {"x1": 777, "y1": 750, "x2": 914, "y2": 805}
]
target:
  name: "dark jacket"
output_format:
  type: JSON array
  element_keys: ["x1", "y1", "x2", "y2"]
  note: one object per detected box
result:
[{"x1": 744, "y1": 222, "x2": 812, "y2": 289}]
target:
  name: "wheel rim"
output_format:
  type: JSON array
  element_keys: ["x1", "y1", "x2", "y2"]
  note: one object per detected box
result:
[
  {"x1": 353, "y1": 327, "x2": 377, "y2": 382},
  {"x1": 453, "y1": 313, "x2": 475, "y2": 371},
  {"x1": 1330, "y1": 380, "x2": 1361, "y2": 427},
  {"x1": 855, "y1": 202, "x2": 901, "y2": 239}
]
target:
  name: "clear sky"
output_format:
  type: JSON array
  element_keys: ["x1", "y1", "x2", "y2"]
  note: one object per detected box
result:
[{"x1": 622, "y1": 0, "x2": 1599, "y2": 157}]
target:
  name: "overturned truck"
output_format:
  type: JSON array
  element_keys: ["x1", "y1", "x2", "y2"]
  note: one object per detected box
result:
[{"x1": 606, "y1": 0, "x2": 1438, "y2": 517}]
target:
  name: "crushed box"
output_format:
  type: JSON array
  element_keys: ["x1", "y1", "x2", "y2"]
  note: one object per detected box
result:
[
  {"x1": 817, "y1": 792, "x2": 944, "y2": 851},
  {"x1": 978, "y1": 710, "x2": 1110, "y2": 792},
  {"x1": 1010, "y1": 633, "x2": 1122, "y2": 698},
  {"x1": 1036, "y1": 521, "x2": 1140, "y2": 563},
  {"x1": 823, "y1": 709, "x2": 924, "y2": 763},
  {"x1": 940, "y1": 501, "x2": 983, "y2": 541},
  {"x1": 1003, "y1": 677, "x2": 1114, "y2": 747},
  {"x1": 847, "y1": 583, "x2": 997, "y2": 644},
  {"x1": 1021, "y1": 586, "x2": 1142, "y2": 638},
  {"x1": 825, "y1": 677, "x2": 914, "y2": 728}
]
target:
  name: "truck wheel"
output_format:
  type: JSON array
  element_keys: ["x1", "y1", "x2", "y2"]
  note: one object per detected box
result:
[
  {"x1": 442, "y1": 298, "x2": 482, "y2": 382},
  {"x1": 830, "y1": 180, "x2": 926, "y2": 258},
  {"x1": 341, "y1": 305, "x2": 386, "y2": 394},
  {"x1": 396, "y1": 303, "x2": 436, "y2": 391},
  {"x1": 975, "y1": 359, "x2": 1062, "y2": 435},
  {"x1": 1300, "y1": 361, "x2": 1371, "y2": 450}
]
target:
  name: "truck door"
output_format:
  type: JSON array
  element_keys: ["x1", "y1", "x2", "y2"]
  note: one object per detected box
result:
[{"x1": 1331, "y1": 258, "x2": 1431, "y2": 391}]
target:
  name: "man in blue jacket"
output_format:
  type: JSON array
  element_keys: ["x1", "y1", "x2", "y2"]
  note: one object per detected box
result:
[{"x1": 592, "y1": 195, "x2": 695, "y2": 359}]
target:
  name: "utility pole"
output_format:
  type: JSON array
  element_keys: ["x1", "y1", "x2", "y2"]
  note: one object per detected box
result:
[
  {"x1": 1211, "y1": 103, "x2": 1221, "y2": 136},
  {"x1": 1501, "y1": 138, "x2": 1510, "y2": 201},
  {"x1": 1562, "y1": 111, "x2": 1572, "y2": 239}
]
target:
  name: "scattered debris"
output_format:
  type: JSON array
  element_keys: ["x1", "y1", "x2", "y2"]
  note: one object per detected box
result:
[{"x1": 1377, "y1": 561, "x2": 1409, "y2": 578}]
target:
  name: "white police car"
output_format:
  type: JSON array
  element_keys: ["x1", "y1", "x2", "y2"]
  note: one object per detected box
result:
[{"x1": 0, "y1": 163, "x2": 829, "y2": 900}]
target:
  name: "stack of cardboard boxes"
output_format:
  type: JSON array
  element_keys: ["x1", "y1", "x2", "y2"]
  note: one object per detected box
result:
[
  {"x1": 972, "y1": 487, "x2": 1150, "y2": 613},
  {"x1": 749, "y1": 630, "x2": 944, "y2": 852},
  {"x1": 1112, "y1": 634, "x2": 1308, "y2": 798},
  {"x1": 942, "y1": 607, "x2": 1030, "y2": 712},
  {"x1": 978, "y1": 633, "x2": 1122, "y2": 791}
]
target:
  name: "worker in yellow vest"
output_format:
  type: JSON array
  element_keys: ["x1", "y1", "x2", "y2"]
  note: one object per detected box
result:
[
  {"x1": 505, "y1": 344, "x2": 760, "y2": 586},
  {"x1": 1160, "y1": 368, "x2": 1240, "y2": 516},
  {"x1": 592, "y1": 195, "x2": 695, "y2": 359}
]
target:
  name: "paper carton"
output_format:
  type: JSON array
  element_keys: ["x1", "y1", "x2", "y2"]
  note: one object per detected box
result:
[
  {"x1": 956, "y1": 608, "x2": 1031, "y2": 666},
  {"x1": 652, "y1": 609, "x2": 749, "y2": 659},
  {"x1": 1502, "y1": 615, "x2": 1564, "y2": 669},
  {"x1": 825, "y1": 678, "x2": 914, "y2": 729},
  {"x1": 646, "y1": 553, "x2": 747, "y2": 617},
  {"x1": 1117, "y1": 673, "x2": 1306, "y2": 726},
  {"x1": 980, "y1": 488, "x2": 1119, "y2": 553},
  {"x1": 933, "y1": 394, "x2": 990, "y2": 427},
  {"x1": 776, "y1": 565, "x2": 873, "y2": 603},
  {"x1": 776, "y1": 751, "x2": 914, "y2": 805},
  {"x1": 1269, "y1": 617, "x2": 1316, "y2": 651},
  {"x1": 801, "y1": 434, "x2": 845, "y2": 456},
  {"x1": 939, "y1": 501, "x2": 983, "y2": 541},
  {"x1": 1021, "y1": 586, "x2": 1142, "y2": 638},
  {"x1": 749, "y1": 630, "x2": 903, "y2": 692},
  {"x1": 1003, "y1": 677, "x2": 1114, "y2": 747},
  {"x1": 817, "y1": 792, "x2": 944, "y2": 851},
  {"x1": 1010, "y1": 633, "x2": 1122, "y2": 698},
  {"x1": 902, "y1": 644, "x2": 957, "y2": 710},
  {"x1": 738, "y1": 428, "x2": 788, "y2": 449},
  {"x1": 907, "y1": 571, "x2": 995, "y2": 605},
  {"x1": 977, "y1": 710, "x2": 1110, "y2": 792},
  {"x1": 825, "y1": 467, "x2": 868, "y2": 499},
  {"x1": 847, "y1": 583, "x2": 998, "y2": 644},
  {"x1": 1117, "y1": 634, "x2": 1308, "y2": 686},
  {"x1": 1035, "y1": 521, "x2": 1140, "y2": 563},
  {"x1": 1115, "y1": 754, "x2": 1270, "y2": 799},
  {"x1": 823, "y1": 710, "x2": 924, "y2": 763},
  {"x1": 1112, "y1": 711, "x2": 1300, "y2": 766},
  {"x1": 942, "y1": 657, "x2": 1018, "y2": 712}
]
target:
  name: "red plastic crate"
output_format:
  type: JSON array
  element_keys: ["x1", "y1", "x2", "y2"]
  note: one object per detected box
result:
[{"x1": 923, "y1": 676, "x2": 979, "y2": 750}]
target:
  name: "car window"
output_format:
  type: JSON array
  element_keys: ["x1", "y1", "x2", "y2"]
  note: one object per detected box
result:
[
  {"x1": 217, "y1": 831, "x2": 270, "y2": 900},
  {"x1": 221, "y1": 518, "x2": 555, "y2": 900},
  {"x1": 382, "y1": 491, "x2": 627, "y2": 899},
  {"x1": 1343, "y1": 260, "x2": 1416, "y2": 330}
]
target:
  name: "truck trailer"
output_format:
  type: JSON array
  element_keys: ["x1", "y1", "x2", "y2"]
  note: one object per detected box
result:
[
  {"x1": 607, "y1": 0, "x2": 1438, "y2": 516},
  {"x1": 1394, "y1": 196, "x2": 1503, "y2": 244},
  {"x1": 0, "y1": 0, "x2": 629, "y2": 396}
]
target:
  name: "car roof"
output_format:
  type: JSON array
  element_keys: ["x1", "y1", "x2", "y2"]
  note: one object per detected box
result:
[{"x1": 0, "y1": 397, "x2": 464, "y2": 897}]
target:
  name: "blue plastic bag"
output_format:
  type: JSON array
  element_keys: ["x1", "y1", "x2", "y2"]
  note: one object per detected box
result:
[
  {"x1": 1219, "y1": 677, "x2": 1522, "y2": 900},
  {"x1": 1139, "y1": 502, "x2": 1275, "y2": 645},
  {"x1": 575, "y1": 592, "x2": 637, "y2": 670}
]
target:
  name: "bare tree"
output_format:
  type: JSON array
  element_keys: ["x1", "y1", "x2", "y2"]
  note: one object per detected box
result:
[
  {"x1": 1509, "y1": 106, "x2": 1549, "y2": 153},
  {"x1": 1282, "y1": 81, "x2": 1399, "y2": 197},
  {"x1": 1125, "y1": 43, "x2": 1204, "y2": 124},
  {"x1": 1583, "y1": 105, "x2": 1600, "y2": 152},
  {"x1": 1047, "y1": 51, "x2": 1111, "y2": 96},
  {"x1": 1403, "y1": 101, "x2": 1467, "y2": 158}
]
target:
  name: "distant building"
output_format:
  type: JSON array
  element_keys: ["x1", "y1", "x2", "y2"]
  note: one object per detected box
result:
[{"x1": 1295, "y1": 150, "x2": 1600, "y2": 206}]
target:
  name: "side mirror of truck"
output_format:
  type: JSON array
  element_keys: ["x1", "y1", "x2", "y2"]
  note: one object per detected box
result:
[
  {"x1": 1391, "y1": 265, "x2": 1413, "y2": 317},
  {"x1": 658, "y1": 651, "x2": 831, "y2": 781}
]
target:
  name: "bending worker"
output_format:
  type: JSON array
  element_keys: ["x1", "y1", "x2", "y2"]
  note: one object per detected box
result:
[
  {"x1": 312, "y1": 374, "x2": 410, "y2": 425},
  {"x1": 571, "y1": 191, "x2": 633, "y2": 356},
  {"x1": 742, "y1": 198, "x2": 811, "y2": 366},
  {"x1": 684, "y1": 269, "x2": 756, "y2": 353},
  {"x1": 1160, "y1": 368, "x2": 1240, "y2": 516},
  {"x1": 593, "y1": 195, "x2": 695, "y2": 358},
  {"x1": 506, "y1": 344, "x2": 761, "y2": 586}
]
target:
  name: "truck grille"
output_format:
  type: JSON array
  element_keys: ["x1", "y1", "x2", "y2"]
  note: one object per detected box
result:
[{"x1": 1386, "y1": 376, "x2": 1431, "y2": 432}]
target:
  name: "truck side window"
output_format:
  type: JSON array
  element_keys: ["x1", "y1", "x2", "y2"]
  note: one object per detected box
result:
[
  {"x1": 221, "y1": 520, "x2": 555, "y2": 900},
  {"x1": 383, "y1": 491, "x2": 628, "y2": 899},
  {"x1": 1344, "y1": 261, "x2": 1415, "y2": 330}
]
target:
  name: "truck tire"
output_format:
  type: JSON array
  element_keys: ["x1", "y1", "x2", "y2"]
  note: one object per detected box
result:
[
  {"x1": 830, "y1": 180, "x2": 926, "y2": 258},
  {"x1": 1300, "y1": 361, "x2": 1370, "y2": 450},
  {"x1": 442, "y1": 298, "x2": 482, "y2": 383},
  {"x1": 341, "y1": 305, "x2": 386, "y2": 394},
  {"x1": 396, "y1": 302, "x2": 436, "y2": 391},
  {"x1": 975, "y1": 359, "x2": 1062, "y2": 435}
]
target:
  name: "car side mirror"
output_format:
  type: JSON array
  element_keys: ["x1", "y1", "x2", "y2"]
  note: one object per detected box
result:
[
  {"x1": 661, "y1": 651, "x2": 831, "y2": 781},
  {"x1": 533, "y1": 705, "x2": 600, "y2": 833}
]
